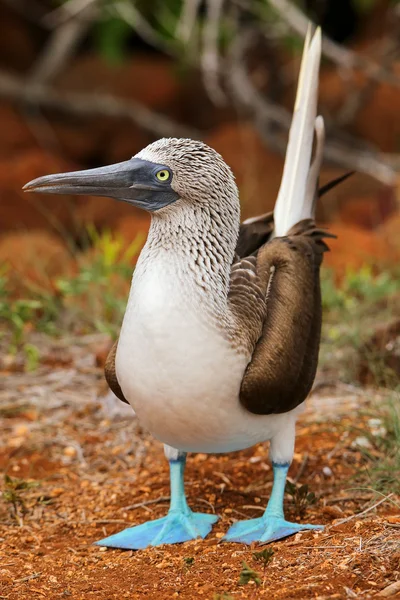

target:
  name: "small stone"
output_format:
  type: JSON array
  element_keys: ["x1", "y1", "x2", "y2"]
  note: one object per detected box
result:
[
  {"x1": 14, "y1": 424, "x2": 29, "y2": 436},
  {"x1": 352, "y1": 436, "x2": 371, "y2": 449},
  {"x1": 368, "y1": 418, "x2": 387, "y2": 437},
  {"x1": 63, "y1": 446, "x2": 77, "y2": 457},
  {"x1": 377, "y1": 581, "x2": 400, "y2": 597}
]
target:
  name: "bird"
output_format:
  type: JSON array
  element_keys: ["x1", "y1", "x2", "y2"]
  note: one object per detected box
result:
[{"x1": 24, "y1": 27, "x2": 346, "y2": 549}]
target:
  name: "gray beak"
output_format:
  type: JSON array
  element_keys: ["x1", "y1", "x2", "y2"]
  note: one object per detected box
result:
[{"x1": 23, "y1": 158, "x2": 179, "y2": 212}]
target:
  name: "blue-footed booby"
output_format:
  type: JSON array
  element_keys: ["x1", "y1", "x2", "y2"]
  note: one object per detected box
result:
[{"x1": 24, "y1": 28, "x2": 341, "y2": 549}]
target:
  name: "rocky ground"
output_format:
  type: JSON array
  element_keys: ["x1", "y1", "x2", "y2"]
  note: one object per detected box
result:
[{"x1": 0, "y1": 332, "x2": 399, "y2": 600}]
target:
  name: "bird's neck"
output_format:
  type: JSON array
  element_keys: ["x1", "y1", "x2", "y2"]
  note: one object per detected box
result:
[{"x1": 139, "y1": 203, "x2": 239, "y2": 312}]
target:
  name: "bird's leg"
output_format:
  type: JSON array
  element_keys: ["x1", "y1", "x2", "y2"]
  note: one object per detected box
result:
[
  {"x1": 95, "y1": 445, "x2": 218, "y2": 550},
  {"x1": 223, "y1": 418, "x2": 323, "y2": 545}
]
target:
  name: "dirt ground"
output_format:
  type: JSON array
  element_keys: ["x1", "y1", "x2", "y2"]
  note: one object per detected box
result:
[{"x1": 0, "y1": 334, "x2": 399, "y2": 600}]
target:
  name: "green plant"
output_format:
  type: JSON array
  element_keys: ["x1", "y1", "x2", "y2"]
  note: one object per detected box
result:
[
  {"x1": 93, "y1": 14, "x2": 132, "y2": 63},
  {"x1": 321, "y1": 266, "x2": 400, "y2": 313},
  {"x1": 357, "y1": 396, "x2": 400, "y2": 494},
  {"x1": 0, "y1": 296, "x2": 50, "y2": 350},
  {"x1": 238, "y1": 562, "x2": 261, "y2": 586},
  {"x1": 23, "y1": 343, "x2": 40, "y2": 372},
  {"x1": 285, "y1": 481, "x2": 316, "y2": 519},
  {"x1": 2, "y1": 474, "x2": 39, "y2": 524},
  {"x1": 182, "y1": 556, "x2": 194, "y2": 573},
  {"x1": 56, "y1": 227, "x2": 143, "y2": 335},
  {"x1": 319, "y1": 265, "x2": 400, "y2": 384},
  {"x1": 252, "y1": 548, "x2": 274, "y2": 569},
  {"x1": 0, "y1": 266, "x2": 59, "y2": 353},
  {"x1": 0, "y1": 227, "x2": 144, "y2": 340}
]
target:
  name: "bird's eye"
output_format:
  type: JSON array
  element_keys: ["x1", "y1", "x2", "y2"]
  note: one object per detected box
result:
[{"x1": 156, "y1": 169, "x2": 170, "y2": 182}]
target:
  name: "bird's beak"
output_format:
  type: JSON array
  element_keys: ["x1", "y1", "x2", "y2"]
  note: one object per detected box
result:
[{"x1": 23, "y1": 158, "x2": 179, "y2": 212}]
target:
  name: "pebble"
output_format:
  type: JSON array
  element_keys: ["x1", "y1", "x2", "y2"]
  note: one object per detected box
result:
[{"x1": 63, "y1": 446, "x2": 77, "y2": 457}]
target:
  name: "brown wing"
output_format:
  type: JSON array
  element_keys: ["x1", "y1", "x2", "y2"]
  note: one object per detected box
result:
[
  {"x1": 104, "y1": 341, "x2": 129, "y2": 404},
  {"x1": 231, "y1": 219, "x2": 334, "y2": 416},
  {"x1": 236, "y1": 212, "x2": 274, "y2": 258}
]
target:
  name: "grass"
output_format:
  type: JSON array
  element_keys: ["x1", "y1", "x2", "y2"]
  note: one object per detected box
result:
[
  {"x1": 357, "y1": 394, "x2": 400, "y2": 495},
  {"x1": 321, "y1": 265, "x2": 400, "y2": 313},
  {"x1": 285, "y1": 481, "x2": 316, "y2": 518},
  {"x1": 2, "y1": 475, "x2": 40, "y2": 525},
  {"x1": 319, "y1": 266, "x2": 400, "y2": 495},
  {"x1": 238, "y1": 562, "x2": 261, "y2": 586},
  {"x1": 319, "y1": 265, "x2": 400, "y2": 384},
  {"x1": 0, "y1": 228, "x2": 144, "y2": 358},
  {"x1": 56, "y1": 226, "x2": 143, "y2": 335}
]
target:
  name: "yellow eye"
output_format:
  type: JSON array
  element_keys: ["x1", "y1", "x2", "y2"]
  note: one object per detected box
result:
[{"x1": 156, "y1": 169, "x2": 170, "y2": 182}]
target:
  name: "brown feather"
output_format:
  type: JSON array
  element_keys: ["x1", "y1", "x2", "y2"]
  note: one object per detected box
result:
[
  {"x1": 104, "y1": 341, "x2": 129, "y2": 404},
  {"x1": 232, "y1": 220, "x2": 334, "y2": 415},
  {"x1": 236, "y1": 212, "x2": 274, "y2": 258}
]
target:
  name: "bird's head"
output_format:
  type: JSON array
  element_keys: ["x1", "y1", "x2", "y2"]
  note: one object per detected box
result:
[{"x1": 23, "y1": 138, "x2": 239, "y2": 217}]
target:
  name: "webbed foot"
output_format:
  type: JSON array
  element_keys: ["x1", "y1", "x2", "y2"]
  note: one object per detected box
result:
[
  {"x1": 223, "y1": 515, "x2": 323, "y2": 544},
  {"x1": 95, "y1": 510, "x2": 218, "y2": 550}
]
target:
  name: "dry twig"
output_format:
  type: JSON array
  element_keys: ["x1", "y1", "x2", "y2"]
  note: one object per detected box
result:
[
  {"x1": 43, "y1": 0, "x2": 99, "y2": 27},
  {"x1": 227, "y1": 31, "x2": 397, "y2": 186},
  {"x1": 176, "y1": 0, "x2": 202, "y2": 43},
  {"x1": 266, "y1": 0, "x2": 400, "y2": 88},
  {"x1": 201, "y1": 0, "x2": 226, "y2": 106},
  {"x1": 29, "y1": 6, "x2": 96, "y2": 85},
  {"x1": 0, "y1": 70, "x2": 201, "y2": 140},
  {"x1": 121, "y1": 496, "x2": 171, "y2": 511},
  {"x1": 332, "y1": 494, "x2": 394, "y2": 527}
]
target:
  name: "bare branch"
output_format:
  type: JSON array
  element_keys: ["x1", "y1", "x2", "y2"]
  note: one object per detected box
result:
[
  {"x1": 201, "y1": 0, "x2": 226, "y2": 106},
  {"x1": 0, "y1": 70, "x2": 201, "y2": 140},
  {"x1": 337, "y1": 35, "x2": 399, "y2": 126},
  {"x1": 227, "y1": 32, "x2": 397, "y2": 186},
  {"x1": 44, "y1": 0, "x2": 99, "y2": 27},
  {"x1": 322, "y1": 142, "x2": 397, "y2": 187},
  {"x1": 29, "y1": 6, "x2": 96, "y2": 85},
  {"x1": 227, "y1": 31, "x2": 291, "y2": 131},
  {"x1": 176, "y1": 0, "x2": 202, "y2": 44},
  {"x1": 113, "y1": 1, "x2": 177, "y2": 57},
  {"x1": 266, "y1": 0, "x2": 400, "y2": 88}
]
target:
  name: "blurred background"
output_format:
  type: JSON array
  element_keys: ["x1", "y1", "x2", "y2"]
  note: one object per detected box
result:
[{"x1": 0, "y1": 0, "x2": 399, "y2": 369}]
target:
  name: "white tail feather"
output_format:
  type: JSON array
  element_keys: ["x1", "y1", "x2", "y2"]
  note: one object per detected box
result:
[{"x1": 273, "y1": 27, "x2": 323, "y2": 238}]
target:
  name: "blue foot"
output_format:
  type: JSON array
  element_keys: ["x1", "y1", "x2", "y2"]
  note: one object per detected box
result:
[
  {"x1": 95, "y1": 510, "x2": 219, "y2": 550},
  {"x1": 223, "y1": 515, "x2": 323, "y2": 544},
  {"x1": 223, "y1": 463, "x2": 323, "y2": 545}
]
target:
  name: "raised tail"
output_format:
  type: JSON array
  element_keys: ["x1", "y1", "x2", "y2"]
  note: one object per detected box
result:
[{"x1": 273, "y1": 26, "x2": 323, "y2": 238}]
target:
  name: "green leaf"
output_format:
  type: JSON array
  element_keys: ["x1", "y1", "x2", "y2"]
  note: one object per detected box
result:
[{"x1": 93, "y1": 15, "x2": 132, "y2": 64}]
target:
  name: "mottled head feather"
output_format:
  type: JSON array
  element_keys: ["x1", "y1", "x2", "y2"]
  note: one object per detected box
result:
[
  {"x1": 134, "y1": 138, "x2": 241, "y2": 309},
  {"x1": 135, "y1": 138, "x2": 238, "y2": 209}
]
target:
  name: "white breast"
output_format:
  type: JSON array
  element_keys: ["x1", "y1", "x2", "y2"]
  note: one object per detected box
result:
[{"x1": 116, "y1": 253, "x2": 299, "y2": 454}]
